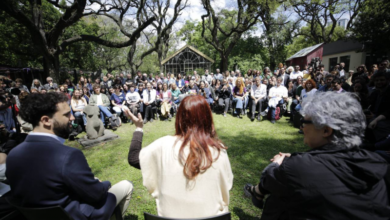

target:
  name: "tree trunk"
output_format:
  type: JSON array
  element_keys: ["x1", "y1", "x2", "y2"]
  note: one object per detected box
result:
[
  {"x1": 43, "y1": 54, "x2": 61, "y2": 83},
  {"x1": 219, "y1": 53, "x2": 229, "y2": 72}
]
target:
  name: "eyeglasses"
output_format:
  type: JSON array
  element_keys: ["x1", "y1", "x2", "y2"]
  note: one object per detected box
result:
[{"x1": 300, "y1": 118, "x2": 313, "y2": 127}]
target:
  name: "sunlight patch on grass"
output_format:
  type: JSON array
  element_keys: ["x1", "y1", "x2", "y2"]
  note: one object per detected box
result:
[{"x1": 66, "y1": 113, "x2": 306, "y2": 220}]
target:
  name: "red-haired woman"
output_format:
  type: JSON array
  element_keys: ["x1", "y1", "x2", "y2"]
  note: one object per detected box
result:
[
  {"x1": 233, "y1": 77, "x2": 247, "y2": 118},
  {"x1": 126, "y1": 95, "x2": 233, "y2": 218}
]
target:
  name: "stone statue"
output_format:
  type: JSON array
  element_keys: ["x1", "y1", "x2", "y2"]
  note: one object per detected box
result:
[
  {"x1": 83, "y1": 105, "x2": 104, "y2": 139},
  {"x1": 78, "y1": 105, "x2": 118, "y2": 148}
]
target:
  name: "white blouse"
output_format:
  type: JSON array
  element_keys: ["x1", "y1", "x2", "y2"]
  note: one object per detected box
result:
[{"x1": 140, "y1": 135, "x2": 233, "y2": 218}]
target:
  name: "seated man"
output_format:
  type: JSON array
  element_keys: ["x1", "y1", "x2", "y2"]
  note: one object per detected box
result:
[
  {"x1": 142, "y1": 83, "x2": 157, "y2": 124},
  {"x1": 250, "y1": 78, "x2": 267, "y2": 121},
  {"x1": 125, "y1": 84, "x2": 141, "y2": 124},
  {"x1": 89, "y1": 84, "x2": 117, "y2": 130},
  {"x1": 6, "y1": 93, "x2": 133, "y2": 220},
  {"x1": 246, "y1": 92, "x2": 390, "y2": 220},
  {"x1": 43, "y1": 76, "x2": 58, "y2": 90},
  {"x1": 260, "y1": 77, "x2": 287, "y2": 124}
]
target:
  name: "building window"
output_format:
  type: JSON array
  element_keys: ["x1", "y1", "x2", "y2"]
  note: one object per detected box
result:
[
  {"x1": 329, "y1": 57, "x2": 338, "y2": 71},
  {"x1": 339, "y1": 55, "x2": 350, "y2": 72}
]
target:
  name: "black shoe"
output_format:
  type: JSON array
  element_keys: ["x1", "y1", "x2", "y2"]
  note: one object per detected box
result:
[
  {"x1": 239, "y1": 114, "x2": 242, "y2": 119},
  {"x1": 244, "y1": 184, "x2": 264, "y2": 209},
  {"x1": 251, "y1": 115, "x2": 255, "y2": 121},
  {"x1": 271, "y1": 120, "x2": 276, "y2": 124},
  {"x1": 143, "y1": 119, "x2": 148, "y2": 124},
  {"x1": 298, "y1": 130, "x2": 304, "y2": 134}
]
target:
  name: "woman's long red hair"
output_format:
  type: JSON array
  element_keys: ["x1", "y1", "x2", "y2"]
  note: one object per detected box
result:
[{"x1": 175, "y1": 95, "x2": 226, "y2": 180}]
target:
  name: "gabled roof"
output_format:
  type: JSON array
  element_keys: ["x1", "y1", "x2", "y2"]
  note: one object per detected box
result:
[
  {"x1": 161, "y1": 45, "x2": 215, "y2": 65},
  {"x1": 323, "y1": 40, "x2": 364, "y2": 56},
  {"x1": 286, "y1": 43, "x2": 324, "y2": 61}
]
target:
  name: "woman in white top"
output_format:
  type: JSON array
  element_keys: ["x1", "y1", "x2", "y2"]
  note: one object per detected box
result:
[
  {"x1": 126, "y1": 95, "x2": 233, "y2": 218},
  {"x1": 71, "y1": 89, "x2": 88, "y2": 125},
  {"x1": 300, "y1": 79, "x2": 318, "y2": 100}
]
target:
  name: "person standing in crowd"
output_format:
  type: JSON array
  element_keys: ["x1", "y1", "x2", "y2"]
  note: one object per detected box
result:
[
  {"x1": 71, "y1": 89, "x2": 88, "y2": 126},
  {"x1": 176, "y1": 73, "x2": 185, "y2": 92},
  {"x1": 278, "y1": 67, "x2": 290, "y2": 88},
  {"x1": 353, "y1": 80, "x2": 369, "y2": 109},
  {"x1": 250, "y1": 78, "x2": 267, "y2": 121},
  {"x1": 82, "y1": 86, "x2": 90, "y2": 103},
  {"x1": 100, "y1": 76, "x2": 112, "y2": 89},
  {"x1": 89, "y1": 84, "x2": 117, "y2": 129},
  {"x1": 199, "y1": 81, "x2": 214, "y2": 106},
  {"x1": 245, "y1": 92, "x2": 389, "y2": 220},
  {"x1": 142, "y1": 82, "x2": 157, "y2": 124},
  {"x1": 232, "y1": 77, "x2": 247, "y2": 118},
  {"x1": 368, "y1": 64, "x2": 378, "y2": 79},
  {"x1": 261, "y1": 77, "x2": 287, "y2": 124},
  {"x1": 286, "y1": 81, "x2": 294, "y2": 115},
  {"x1": 126, "y1": 95, "x2": 233, "y2": 218},
  {"x1": 331, "y1": 78, "x2": 345, "y2": 93},
  {"x1": 125, "y1": 73, "x2": 133, "y2": 84},
  {"x1": 339, "y1": 62, "x2": 346, "y2": 77},
  {"x1": 6, "y1": 92, "x2": 133, "y2": 220},
  {"x1": 43, "y1": 77, "x2": 58, "y2": 90},
  {"x1": 318, "y1": 74, "x2": 335, "y2": 92},
  {"x1": 215, "y1": 69, "x2": 223, "y2": 81},
  {"x1": 353, "y1": 65, "x2": 369, "y2": 84},
  {"x1": 216, "y1": 79, "x2": 231, "y2": 117},
  {"x1": 30, "y1": 79, "x2": 43, "y2": 92}
]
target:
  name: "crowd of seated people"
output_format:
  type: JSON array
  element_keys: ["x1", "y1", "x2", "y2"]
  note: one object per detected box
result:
[{"x1": 0, "y1": 59, "x2": 390, "y2": 219}]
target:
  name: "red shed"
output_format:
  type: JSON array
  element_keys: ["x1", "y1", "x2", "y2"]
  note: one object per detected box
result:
[{"x1": 286, "y1": 43, "x2": 324, "y2": 69}]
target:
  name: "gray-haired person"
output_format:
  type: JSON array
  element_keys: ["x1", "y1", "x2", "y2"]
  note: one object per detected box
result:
[
  {"x1": 245, "y1": 92, "x2": 390, "y2": 220},
  {"x1": 43, "y1": 77, "x2": 58, "y2": 90}
]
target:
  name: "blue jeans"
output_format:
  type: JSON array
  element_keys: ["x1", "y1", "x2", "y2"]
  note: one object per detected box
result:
[
  {"x1": 74, "y1": 111, "x2": 87, "y2": 125},
  {"x1": 233, "y1": 97, "x2": 244, "y2": 109},
  {"x1": 271, "y1": 100, "x2": 284, "y2": 120},
  {"x1": 98, "y1": 105, "x2": 112, "y2": 125}
]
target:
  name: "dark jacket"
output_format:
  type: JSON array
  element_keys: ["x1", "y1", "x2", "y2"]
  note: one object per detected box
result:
[
  {"x1": 216, "y1": 85, "x2": 231, "y2": 99},
  {"x1": 6, "y1": 135, "x2": 116, "y2": 220},
  {"x1": 259, "y1": 144, "x2": 390, "y2": 220},
  {"x1": 369, "y1": 86, "x2": 390, "y2": 119}
]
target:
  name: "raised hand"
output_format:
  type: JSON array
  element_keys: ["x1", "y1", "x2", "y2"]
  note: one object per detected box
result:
[{"x1": 124, "y1": 109, "x2": 143, "y2": 128}]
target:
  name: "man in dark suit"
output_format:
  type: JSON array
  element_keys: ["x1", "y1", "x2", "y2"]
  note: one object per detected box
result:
[
  {"x1": 278, "y1": 67, "x2": 290, "y2": 88},
  {"x1": 6, "y1": 93, "x2": 133, "y2": 220}
]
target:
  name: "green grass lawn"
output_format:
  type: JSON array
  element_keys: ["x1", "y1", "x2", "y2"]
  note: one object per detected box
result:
[{"x1": 66, "y1": 113, "x2": 306, "y2": 220}]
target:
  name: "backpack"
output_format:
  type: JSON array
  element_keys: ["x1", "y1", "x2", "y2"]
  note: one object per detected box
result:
[
  {"x1": 267, "y1": 106, "x2": 281, "y2": 120},
  {"x1": 111, "y1": 114, "x2": 121, "y2": 128}
]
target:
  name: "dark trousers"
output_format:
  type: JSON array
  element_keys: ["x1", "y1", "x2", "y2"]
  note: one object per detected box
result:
[
  {"x1": 218, "y1": 98, "x2": 230, "y2": 113},
  {"x1": 144, "y1": 103, "x2": 155, "y2": 120},
  {"x1": 270, "y1": 100, "x2": 284, "y2": 120},
  {"x1": 251, "y1": 98, "x2": 265, "y2": 115},
  {"x1": 128, "y1": 103, "x2": 139, "y2": 115}
]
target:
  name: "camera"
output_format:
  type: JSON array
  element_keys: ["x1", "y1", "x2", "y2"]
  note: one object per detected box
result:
[{"x1": 308, "y1": 57, "x2": 321, "y2": 71}]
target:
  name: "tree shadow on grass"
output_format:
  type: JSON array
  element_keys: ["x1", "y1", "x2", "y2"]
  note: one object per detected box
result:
[
  {"x1": 216, "y1": 128, "x2": 305, "y2": 219},
  {"x1": 233, "y1": 207, "x2": 261, "y2": 220},
  {"x1": 124, "y1": 214, "x2": 139, "y2": 220}
]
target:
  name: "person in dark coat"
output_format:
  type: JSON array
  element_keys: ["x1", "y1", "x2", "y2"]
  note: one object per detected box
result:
[
  {"x1": 245, "y1": 92, "x2": 390, "y2": 220},
  {"x1": 5, "y1": 93, "x2": 133, "y2": 220}
]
